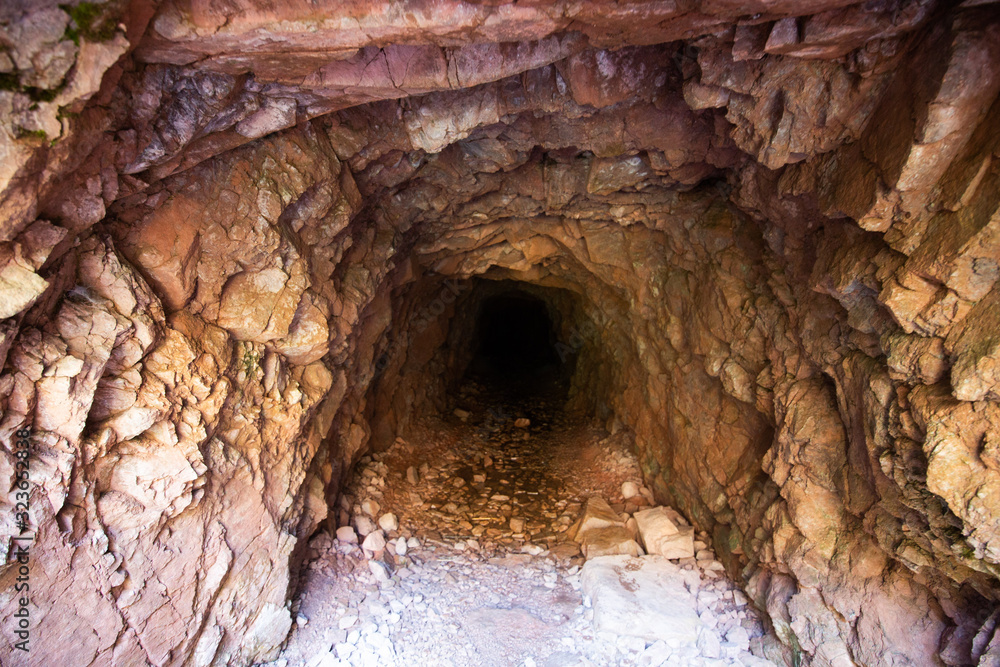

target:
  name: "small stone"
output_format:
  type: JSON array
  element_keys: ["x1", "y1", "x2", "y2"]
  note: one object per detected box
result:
[
  {"x1": 407, "y1": 466, "x2": 419, "y2": 484},
  {"x1": 514, "y1": 418, "x2": 531, "y2": 428},
  {"x1": 625, "y1": 516, "x2": 640, "y2": 540},
  {"x1": 726, "y1": 625, "x2": 751, "y2": 651},
  {"x1": 394, "y1": 536, "x2": 408, "y2": 556},
  {"x1": 621, "y1": 481, "x2": 640, "y2": 499},
  {"x1": 703, "y1": 560, "x2": 726, "y2": 572},
  {"x1": 639, "y1": 640, "x2": 671, "y2": 666},
  {"x1": 720, "y1": 642, "x2": 742, "y2": 659},
  {"x1": 361, "y1": 499, "x2": 381, "y2": 517},
  {"x1": 362, "y1": 531, "x2": 386, "y2": 555},
  {"x1": 510, "y1": 517, "x2": 526, "y2": 533},
  {"x1": 355, "y1": 516, "x2": 377, "y2": 537},
  {"x1": 336, "y1": 526, "x2": 359, "y2": 544},
  {"x1": 697, "y1": 628, "x2": 722, "y2": 658},
  {"x1": 454, "y1": 408, "x2": 470, "y2": 421},
  {"x1": 368, "y1": 560, "x2": 390, "y2": 583},
  {"x1": 378, "y1": 513, "x2": 399, "y2": 532}
]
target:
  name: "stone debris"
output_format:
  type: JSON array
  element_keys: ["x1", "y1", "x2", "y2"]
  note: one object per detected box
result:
[
  {"x1": 580, "y1": 525, "x2": 642, "y2": 559},
  {"x1": 360, "y1": 499, "x2": 381, "y2": 518},
  {"x1": 361, "y1": 531, "x2": 386, "y2": 556},
  {"x1": 354, "y1": 515, "x2": 377, "y2": 538},
  {"x1": 634, "y1": 506, "x2": 696, "y2": 559},
  {"x1": 570, "y1": 494, "x2": 699, "y2": 560},
  {"x1": 336, "y1": 526, "x2": 358, "y2": 544},
  {"x1": 574, "y1": 496, "x2": 627, "y2": 539},
  {"x1": 271, "y1": 382, "x2": 777, "y2": 667}
]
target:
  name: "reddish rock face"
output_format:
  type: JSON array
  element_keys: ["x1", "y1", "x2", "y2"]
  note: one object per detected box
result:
[{"x1": 1, "y1": 1, "x2": 1000, "y2": 665}]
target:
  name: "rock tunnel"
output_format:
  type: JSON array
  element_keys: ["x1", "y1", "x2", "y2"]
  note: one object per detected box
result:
[{"x1": 1, "y1": 1, "x2": 1000, "y2": 665}]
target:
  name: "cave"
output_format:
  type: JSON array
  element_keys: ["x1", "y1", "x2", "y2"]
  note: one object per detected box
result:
[{"x1": 2, "y1": 1, "x2": 1000, "y2": 666}]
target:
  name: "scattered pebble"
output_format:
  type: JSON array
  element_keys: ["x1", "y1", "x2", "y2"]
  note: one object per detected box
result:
[{"x1": 274, "y1": 381, "x2": 777, "y2": 667}]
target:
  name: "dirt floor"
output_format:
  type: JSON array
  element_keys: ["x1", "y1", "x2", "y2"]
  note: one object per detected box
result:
[{"x1": 261, "y1": 375, "x2": 777, "y2": 667}]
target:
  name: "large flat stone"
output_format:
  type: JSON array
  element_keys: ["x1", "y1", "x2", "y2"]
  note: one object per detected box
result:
[{"x1": 581, "y1": 555, "x2": 702, "y2": 644}]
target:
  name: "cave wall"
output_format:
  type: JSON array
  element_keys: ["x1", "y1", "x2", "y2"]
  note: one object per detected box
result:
[{"x1": 1, "y1": 1, "x2": 1000, "y2": 666}]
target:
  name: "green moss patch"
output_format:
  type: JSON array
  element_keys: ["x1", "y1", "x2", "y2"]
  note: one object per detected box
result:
[{"x1": 61, "y1": 2, "x2": 121, "y2": 44}]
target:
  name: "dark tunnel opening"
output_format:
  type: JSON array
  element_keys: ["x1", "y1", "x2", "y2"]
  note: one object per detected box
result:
[
  {"x1": 460, "y1": 289, "x2": 576, "y2": 411},
  {"x1": 474, "y1": 292, "x2": 560, "y2": 373}
]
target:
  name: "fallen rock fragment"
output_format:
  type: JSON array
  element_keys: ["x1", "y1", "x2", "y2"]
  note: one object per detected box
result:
[
  {"x1": 580, "y1": 525, "x2": 642, "y2": 558},
  {"x1": 634, "y1": 507, "x2": 695, "y2": 559},
  {"x1": 336, "y1": 526, "x2": 358, "y2": 544},
  {"x1": 393, "y1": 536, "x2": 408, "y2": 556},
  {"x1": 573, "y1": 496, "x2": 626, "y2": 541},
  {"x1": 361, "y1": 499, "x2": 381, "y2": 517},
  {"x1": 362, "y1": 531, "x2": 386, "y2": 556},
  {"x1": 378, "y1": 513, "x2": 399, "y2": 532},
  {"x1": 581, "y1": 555, "x2": 703, "y2": 643},
  {"x1": 354, "y1": 515, "x2": 377, "y2": 537}
]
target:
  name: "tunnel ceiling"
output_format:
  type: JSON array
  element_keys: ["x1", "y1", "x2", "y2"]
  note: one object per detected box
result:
[{"x1": 2, "y1": 1, "x2": 1000, "y2": 666}]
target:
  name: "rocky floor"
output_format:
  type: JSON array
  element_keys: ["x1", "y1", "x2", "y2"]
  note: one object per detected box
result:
[{"x1": 261, "y1": 376, "x2": 779, "y2": 667}]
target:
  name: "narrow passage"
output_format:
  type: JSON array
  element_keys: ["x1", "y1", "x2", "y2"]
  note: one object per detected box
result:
[{"x1": 269, "y1": 379, "x2": 777, "y2": 667}]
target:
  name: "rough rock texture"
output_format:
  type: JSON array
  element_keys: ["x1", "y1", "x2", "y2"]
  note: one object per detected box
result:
[
  {"x1": 1, "y1": 1, "x2": 1000, "y2": 666},
  {"x1": 635, "y1": 507, "x2": 696, "y2": 559},
  {"x1": 581, "y1": 555, "x2": 703, "y2": 643}
]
